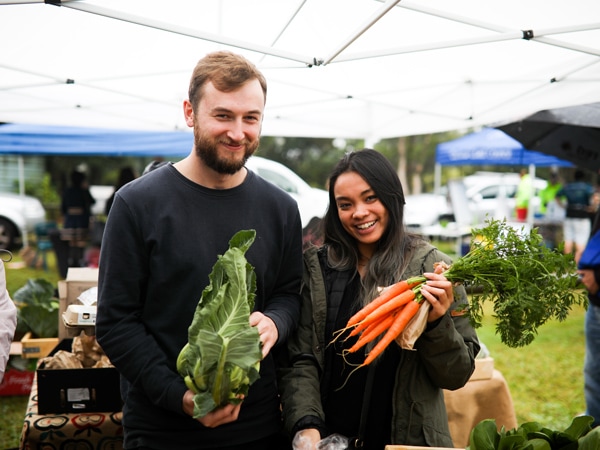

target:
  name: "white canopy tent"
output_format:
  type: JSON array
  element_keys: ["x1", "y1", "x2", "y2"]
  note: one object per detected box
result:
[{"x1": 1, "y1": 0, "x2": 599, "y2": 141}]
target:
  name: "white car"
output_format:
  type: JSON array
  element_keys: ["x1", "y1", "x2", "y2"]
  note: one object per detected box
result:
[
  {"x1": 405, "y1": 172, "x2": 549, "y2": 234},
  {"x1": 245, "y1": 156, "x2": 329, "y2": 228},
  {"x1": 0, "y1": 192, "x2": 47, "y2": 250},
  {"x1": 92, "y1": 157, "x2": 329, "y2": 229},
  {"x1": 463, "y1": 172, "x2": 547, "y2": 223},
  {"x1": 404, "y1": 193, "x2": 453, "y2": 235}
]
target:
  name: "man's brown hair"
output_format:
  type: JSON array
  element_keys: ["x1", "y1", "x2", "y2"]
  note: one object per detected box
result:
[{"x1": 188, "y1": 51, "x2": 267, "y2": 111}]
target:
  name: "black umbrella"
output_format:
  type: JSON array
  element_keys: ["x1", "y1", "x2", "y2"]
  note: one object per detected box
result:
[{"x1": 497, "y1": 102, "x2": 600, "y2": 171}]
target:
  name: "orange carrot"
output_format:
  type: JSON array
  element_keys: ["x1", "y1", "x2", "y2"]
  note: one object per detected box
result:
[
  {"x1": 347, "y1": 311, "x2": 398, "y2": 353},
  {"x1": 363, "y1": 299, "x2": 422, "y2": 366},
  {"x1": 346, "y1": 276, "x2": 422, "y2": 328},
  {"x1": 360, "y1": 288, "x2": 416, "y2": 329}
]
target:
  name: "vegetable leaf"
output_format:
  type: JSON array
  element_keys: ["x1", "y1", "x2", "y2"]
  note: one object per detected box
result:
[
  {"x1": 14, "y1": 278, "x2": 59, "y2": 338},
  {"x1": 177, "y1": 229, "x2": 262, "y2": 418},
  {"x1": 445, "y1": 219, "x2": 586, "y2": 348}
]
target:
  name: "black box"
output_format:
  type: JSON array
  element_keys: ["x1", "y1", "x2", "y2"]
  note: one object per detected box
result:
[{"x1": 37, "y1": 339, "x2": 122, "y2": 414}]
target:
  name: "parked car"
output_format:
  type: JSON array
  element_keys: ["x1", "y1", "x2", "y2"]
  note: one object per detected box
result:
[
  {"x1": 463, "y1": 172, "x2": 547, "y2": 223},
  {"x1": 404, "y1": 172, "x2": 549, "y2": 233},
  {"x1": 245, "y1": 156, "x2": 329, "y2": 228},
  {"x1": 0, "y1": 192, "x2": 47, "y2": 250},
  {"x1": 91, "y1": 156, "x2": 329, "y2": 229},
  {"x1": 404, "y1": 193, "x2": 453, "y2": 235}
]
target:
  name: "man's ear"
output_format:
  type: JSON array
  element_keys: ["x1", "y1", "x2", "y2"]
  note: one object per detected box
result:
[{"x1": 183, "y1": 99, "x2": 194, "y2": 127}]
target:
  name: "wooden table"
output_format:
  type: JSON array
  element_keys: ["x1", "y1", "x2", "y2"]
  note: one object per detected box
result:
[
  {"x1": 443, "y1": 369, "x2": 518, "y2": 448},
  {"x1": 19, "y1": 372, "x2": 124, "y2": 450}
]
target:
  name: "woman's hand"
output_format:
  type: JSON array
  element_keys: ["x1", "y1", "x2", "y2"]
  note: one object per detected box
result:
[
  {"x1": 292, "y1": 428, "x2": 321, "y2": 450},
  {"x1": 420, "y1": 272, "x2": 454, "y2": 322}
]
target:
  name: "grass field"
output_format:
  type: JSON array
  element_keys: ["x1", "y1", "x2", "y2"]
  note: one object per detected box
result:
[{"x1": 0, "y1": 243, "x2": 588, "y2": 449}]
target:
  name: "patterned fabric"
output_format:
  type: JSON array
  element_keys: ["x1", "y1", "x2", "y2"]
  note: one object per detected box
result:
[{"x1": 19, "y1": 372, "x2": 123, "y2": 450}]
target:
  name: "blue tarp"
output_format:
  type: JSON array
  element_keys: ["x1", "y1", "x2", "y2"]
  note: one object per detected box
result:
[
  {"x1": 0, "y1": 123, "x2": 192, "y2": 157},
  {"x1": 436, "y1": 127, "x2": 572, "y2": 167}
]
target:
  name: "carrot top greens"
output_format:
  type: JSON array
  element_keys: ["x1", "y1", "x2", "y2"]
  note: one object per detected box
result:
[{"x1": 444, "y1": 218, "x2": 585, "y2": 348}]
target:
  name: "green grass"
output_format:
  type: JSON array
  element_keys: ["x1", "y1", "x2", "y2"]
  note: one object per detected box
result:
[{"x1": 0, "y1": 241, "x2": 588, "y2": 448}]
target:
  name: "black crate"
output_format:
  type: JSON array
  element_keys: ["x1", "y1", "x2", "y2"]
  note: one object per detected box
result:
[{"x1": 37, "y1": 339, "x2": 122, "y2": 414}]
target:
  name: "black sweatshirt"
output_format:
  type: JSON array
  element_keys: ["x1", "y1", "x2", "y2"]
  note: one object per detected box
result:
[{"x1": 96, "y1": 163, "x2": 302, "y2": 449}]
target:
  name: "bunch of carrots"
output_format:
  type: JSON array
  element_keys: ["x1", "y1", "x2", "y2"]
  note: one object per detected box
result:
[
  {"x1": 337, "y1": 218, "x2": 586, "y2": 369},
  {"x1": 341, "y1": 275, "x2": 428, "y2": 367}
]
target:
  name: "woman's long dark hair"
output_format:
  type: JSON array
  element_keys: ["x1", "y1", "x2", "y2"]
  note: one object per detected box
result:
[{"x1": 323, "y1": 149, "x2": 426, "y2": 305}]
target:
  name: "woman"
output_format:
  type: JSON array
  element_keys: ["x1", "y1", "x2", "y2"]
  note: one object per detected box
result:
[{"x1": 278, "y1": 149, "x2": 480, "y2": 449}]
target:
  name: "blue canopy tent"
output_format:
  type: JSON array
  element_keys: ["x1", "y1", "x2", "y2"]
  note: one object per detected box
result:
[
  {"x1": 0, "y1": 122, "x2": 193, "y2": 200},
  {"x1": 435, "y1": 127, "x2": 572, "y2": 192},
  {"x1": 0, "y1": 123, "x2": 192, "y2": 157},
  {"x1": 435, "y1": 127, "x2": 573, "y2": 228}
]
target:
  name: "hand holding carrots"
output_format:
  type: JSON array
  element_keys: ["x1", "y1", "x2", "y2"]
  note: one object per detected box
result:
[
  {"x1": 337, "y1": 269, "x2": 455, "y2": 368},
  {"x1": 420, "y1": 272, "x2": 454, "y2": 323}
]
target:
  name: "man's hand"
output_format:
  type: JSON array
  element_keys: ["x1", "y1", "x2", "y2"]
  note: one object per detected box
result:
[
  {"x1": 249, "y1": 311, "x2": 278, "y2": 358},
  {"x1": 183, "y1": 390, "x2": 242, "y2": 427}
]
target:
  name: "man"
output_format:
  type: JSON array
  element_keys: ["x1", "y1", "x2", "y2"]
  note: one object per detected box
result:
[
  {"x1": 578, "y1": 206, "x2": 600, "y2": 429},
  {"x1": 556, "y1": 169, "x2": 595, "y2": 263},
  {"x1": 96, "y1": 51, "x2": 302, "y2": 450}
]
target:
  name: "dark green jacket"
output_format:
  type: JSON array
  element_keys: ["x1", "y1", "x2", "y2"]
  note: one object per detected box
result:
[{"x1": 278, "y1": 243, "x2": 480, "y2": 447}]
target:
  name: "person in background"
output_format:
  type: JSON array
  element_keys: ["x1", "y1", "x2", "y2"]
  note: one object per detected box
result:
[
  {"x1": 61, "y1": 169, "x2": 96, "y2": 267},
  {"x1": 556, "y1": 169, "x2": 596, "y2": 263},
  {"x1": 515, "y1": 168, "x2": 532, "y2": 221},
  {"x1": 104, "y1": 166, "x2": 137, "y2": 216},
  {"x1": 95, "y1": 51, "x2": 302, "y2": 450},
  {"x1": 577, "y1": 206, "x2": 600, "y2": 429},
  {"x1": 277, "y1": 149, "x2": 480, "y2": 450},
  {"x1": 0, "y1": 250, "x2": 17, "y2": 384},
  {"x1": 61, "y1": 169, "x2": 96, "y2": 229},
  {"x1": 539, "y1": 172, "x2": 563, "y2": 218}
]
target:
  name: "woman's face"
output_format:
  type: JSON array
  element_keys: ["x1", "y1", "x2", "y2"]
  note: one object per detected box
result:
[{"x1": 333, "y1": 171, "x2": 389, "y2": 257}]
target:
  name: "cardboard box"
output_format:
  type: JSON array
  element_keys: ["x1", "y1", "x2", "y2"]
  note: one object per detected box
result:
[
  {"x1": 470, "y1": 357, "x2": 494, "y2": 381},
  {"x1": 58, "y1": 268, "x2": 99, "y2": 340},
  {"x1": 21, "y1": 332, "x2": 59, "y2": 359},
  {"x1": 37, "y1": 339, "x2": 122, "y2": 414}
]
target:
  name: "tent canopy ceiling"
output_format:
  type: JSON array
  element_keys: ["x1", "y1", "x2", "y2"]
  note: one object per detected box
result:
[{"x1": 1, "y1": 0, "x2": 600, "y2": 141}]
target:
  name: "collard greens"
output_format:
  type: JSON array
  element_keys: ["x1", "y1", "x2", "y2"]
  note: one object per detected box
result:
[{"x1": 177, "y1": 229, "x2": 262, "y2": 418}]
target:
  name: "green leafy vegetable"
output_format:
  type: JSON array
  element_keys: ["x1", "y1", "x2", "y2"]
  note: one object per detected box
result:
[
  {"x1": 13, "y1": 278, "x2": 59, "y2": 338},
  {"x1": 445, "y1": 219, "x2": 586, "y2": 348},
  {"x1": 467, "y1": 416, "x2": 599, "y2": 450},
  {"x1": 176, "y1": 229, "x2": 262, "y2": 418}
]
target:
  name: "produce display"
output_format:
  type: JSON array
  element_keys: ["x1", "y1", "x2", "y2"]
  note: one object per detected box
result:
[
  {"x1": 339, "y1": 219, "x2": 586, "y2": 368},
  {"x1": 39, "y1": 334, "x2": 113, "y2": 369},
  {"x1": 177, "y1": 230, "x2": 262, "y2": 419},
  {"x1": 467, "y1": 415, "x2": 600, "y2": 449}
]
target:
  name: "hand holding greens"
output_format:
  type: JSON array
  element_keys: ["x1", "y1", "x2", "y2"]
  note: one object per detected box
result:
[{"x1": 177, "y1": 230, "x2": 262, "y2": 419}]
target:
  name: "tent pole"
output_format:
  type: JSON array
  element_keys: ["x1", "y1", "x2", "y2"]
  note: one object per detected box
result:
[
  {"x1": 18, "y1": 155, "x2": 29, "y2": 247},
  {"x1": 61, "y1": 2, "x2": 313, "y2": 65},
  {"x1": 434, "y1": 163, "x2": 441, "y2": 195},
  {"x1": 527, "y1": 163, "x2": 535, "y2": 229}
]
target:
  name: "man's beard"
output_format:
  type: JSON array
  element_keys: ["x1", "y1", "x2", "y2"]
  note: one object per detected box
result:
[{"x1": 193, "y1": 125, "x2": 260, "y2": 175}]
